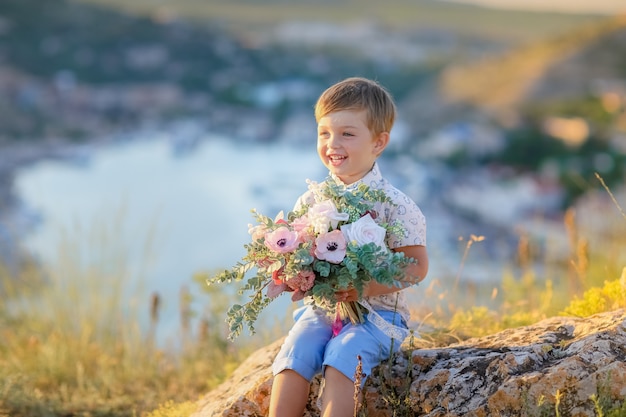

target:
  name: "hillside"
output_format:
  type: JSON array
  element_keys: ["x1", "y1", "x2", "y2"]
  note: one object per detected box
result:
[
  {"x1": 401, "y1": 15, "x2": 626, "y2": 134},
  {"x1": 438, "y1": 15, "x2": 626, "y2": 118},
  {"x1": 401, "y1": 15, "x2": 626, "y2": 205},
  {"x1": 2, "y1": 0, "x2": 441, "y2": 142},
  {"x1": 1, "y1": 0, "x2": 625, "y2": 204},
  {"x1": 0, "y1": 0, "x2": 618, "y2": 144},
  {"x1": 72, "y1": 0, "x2": 606, "y2": 44},
  {"x1": 449, "y1": 0, "x2": 624, "y2": 15}
]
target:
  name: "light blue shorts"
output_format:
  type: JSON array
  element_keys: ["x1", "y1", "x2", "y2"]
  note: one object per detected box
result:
[{"x1": 272, "y1": 304, "x2": 407, "y2": 384}]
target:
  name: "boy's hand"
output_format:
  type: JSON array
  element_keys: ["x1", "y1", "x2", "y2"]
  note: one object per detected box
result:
[{"x1": 335, "y1": 287, "x2": 359, "y2": 302}]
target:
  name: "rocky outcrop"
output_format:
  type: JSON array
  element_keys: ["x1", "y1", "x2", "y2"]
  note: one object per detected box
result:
[{"x1": 192, "y1": 309, "x2": 626, "y2": 416}]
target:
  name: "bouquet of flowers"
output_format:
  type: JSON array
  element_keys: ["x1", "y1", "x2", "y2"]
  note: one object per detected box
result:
[{"x1": 208, "y1": 176, "x2": 415, "y2": 340}]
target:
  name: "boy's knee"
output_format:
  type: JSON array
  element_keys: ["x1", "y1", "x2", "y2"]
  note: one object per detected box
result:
[{"x1": 324, "y1": 365, "x2": 352, "y2": 384}]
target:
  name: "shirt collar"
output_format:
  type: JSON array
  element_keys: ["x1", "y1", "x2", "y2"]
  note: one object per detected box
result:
[{"x1": 330, "y1": 162, "x2": 384, "y2": 190}]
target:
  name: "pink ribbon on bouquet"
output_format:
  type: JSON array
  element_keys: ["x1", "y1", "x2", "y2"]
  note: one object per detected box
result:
[{"x1": 331, "y1": 309, "x2": 343, "y2": 336}]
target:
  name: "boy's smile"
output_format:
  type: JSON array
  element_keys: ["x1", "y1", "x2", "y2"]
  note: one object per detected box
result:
[
  {"x1": 328, "y1": 155, "x2": 347, "y2": 165},
  {"x1": 316, "y1": 109, "x2": 389, "y2": 185}
]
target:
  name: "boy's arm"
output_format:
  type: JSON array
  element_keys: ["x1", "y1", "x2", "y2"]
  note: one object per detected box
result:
[
  {"x1": 394, "y1": 245, "x2": 429, "y2": 285},
  {"x1": 336, "y1": 245, "x2": 429, "y2": 301}
]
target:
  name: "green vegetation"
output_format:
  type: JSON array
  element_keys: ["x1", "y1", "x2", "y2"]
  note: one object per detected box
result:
[
  {"x1": 563, "y1": 275, "x2": 626, "y2": 317},
  {"x1": 0, "y1": 0, "x2": 247, "y2": 86}
]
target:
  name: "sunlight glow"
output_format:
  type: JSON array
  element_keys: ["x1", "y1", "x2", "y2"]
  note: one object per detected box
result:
[{"x1": 443, "y1": 0, "x2": 625, "y2": 15}]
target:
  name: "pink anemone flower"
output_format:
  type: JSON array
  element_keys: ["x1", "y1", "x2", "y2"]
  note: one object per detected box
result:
[
  {"x1": 314, "y1": 230, "x2": 346, "y2": 264},
  {"x1": 264, "y1": 226, "x2": 299, "y2": 253}
]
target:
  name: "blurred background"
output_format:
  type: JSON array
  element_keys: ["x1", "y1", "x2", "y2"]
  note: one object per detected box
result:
[
  {"x1": 0, "y1": 0, "x2": 626, "y2": 414},
  {"x1": 2, "y1": 0, "x2": 626, "y2": 337},
  {"x1": 2, "y1": 0, "x2": 626, "y2": 335}
]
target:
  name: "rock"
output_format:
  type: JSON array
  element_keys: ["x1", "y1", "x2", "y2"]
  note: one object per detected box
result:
[
  {"x1": 191, "y1": 338, "x2": 322, "y2": 417},
  {"x1": 192, "y1": 309, "x2": 626, "y2": 416}
]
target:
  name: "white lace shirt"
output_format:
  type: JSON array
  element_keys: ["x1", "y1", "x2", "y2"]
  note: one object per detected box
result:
[{"x1": 294, "y1": 162, "x2": 427, "y2": 323}]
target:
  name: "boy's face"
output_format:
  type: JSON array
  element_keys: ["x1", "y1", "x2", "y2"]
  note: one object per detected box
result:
[{"x1": 316, "y1": 109, "x2": 388, "y2": 185}]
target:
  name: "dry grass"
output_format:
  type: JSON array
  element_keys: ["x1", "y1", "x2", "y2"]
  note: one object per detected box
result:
[
  {"x1": 412, "y1": 176, "x2": 626, "y2": 345},
  {"x1": 0, "y1": 218, "x2": 266, "y2": 416}
]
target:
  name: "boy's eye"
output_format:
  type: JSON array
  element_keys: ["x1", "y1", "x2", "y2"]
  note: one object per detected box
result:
[{"x1": 343, "y1": 132, "x2": 354, "y2": 137}]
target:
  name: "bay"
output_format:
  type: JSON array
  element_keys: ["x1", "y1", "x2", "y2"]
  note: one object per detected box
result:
[
  {"x1": 13, "y1": 130, "x2": 327, "y2": 345},
  {"x1": 10, "y1": 124, "x2": 504, "y2": 346}
]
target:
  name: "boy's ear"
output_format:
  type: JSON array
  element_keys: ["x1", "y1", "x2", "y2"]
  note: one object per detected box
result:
[{"x1": 373, "y1": 131, "x2": 390, "y2": 156}]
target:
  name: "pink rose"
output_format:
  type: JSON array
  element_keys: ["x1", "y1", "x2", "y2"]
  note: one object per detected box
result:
[
  {"x1": 264, "y1": 226, "x2": 300, "y2": 253},
  {"x1": 286, "y1": 270, "x2": 316, "y2": 292},
  {"x1": 314, "y1": 230, "x2": 346, "y2": 264},
  {"x1": 307, "y1": 200, "x2": 349, "y2": 234},
  {"x1": 291, "y1": 215, "x2": 311, "y2": 233},
  {"x1": 290, "y1": 215, "x2": 315, "y2": 243}
]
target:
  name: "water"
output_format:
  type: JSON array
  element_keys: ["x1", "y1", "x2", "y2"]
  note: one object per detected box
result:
[
  {"x1": 10, "y1": 125, "x2": 508, "y2": 345},
  {"x1": 12, "y1": 130, "x2": 330, "y2": 342}
]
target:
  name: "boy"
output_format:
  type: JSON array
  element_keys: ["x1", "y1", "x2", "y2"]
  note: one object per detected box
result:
[{"x1": 269, "y1": 77, "x2": 428, "y2": 417}]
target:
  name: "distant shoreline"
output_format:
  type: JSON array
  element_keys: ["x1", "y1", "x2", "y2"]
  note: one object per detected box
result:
[
  {"x1": 0, "y1": 140, "x2": 98, "y2": 268},
  {"x1": 0, "y1": 140, "x2": 86, "y2": 207}
]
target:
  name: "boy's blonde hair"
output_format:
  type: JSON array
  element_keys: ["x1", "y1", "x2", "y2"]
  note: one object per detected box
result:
[{"x1": 314, "y1": 77, "x2": 396, "y2": 136}]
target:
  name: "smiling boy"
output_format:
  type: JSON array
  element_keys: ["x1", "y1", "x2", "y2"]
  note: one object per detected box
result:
[{"x1": 269, "y1": 77, "x2": 429, "y2": 417}]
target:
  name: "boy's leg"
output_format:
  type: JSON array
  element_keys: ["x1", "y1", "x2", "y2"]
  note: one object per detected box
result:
[
  {"x1": 320, "y1": 310, "x2": 406, "y2": 416},
  {"x1": 268, "y1": 369, "x2": 310, "y2": 417},
  {"x1": 319, "y1": 366, "x2": 355, "y2": 417},
  {"x1": 270, "y1": 306, "x2": 334, "y2": 415}
]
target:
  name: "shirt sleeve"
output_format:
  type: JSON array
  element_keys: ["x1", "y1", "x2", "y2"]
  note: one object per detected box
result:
[{"x1": 386, "y1": 191, "x2": 427, "y2": 249}]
